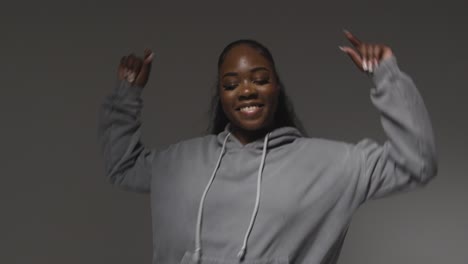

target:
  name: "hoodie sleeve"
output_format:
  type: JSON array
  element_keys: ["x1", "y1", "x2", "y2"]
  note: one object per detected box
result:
[
  {"x1": 97, "y1": 80, "x2": 153, "y2": 193},
  {"x1": 353, "y1": 56, "x2": 438, "y2": 202}
]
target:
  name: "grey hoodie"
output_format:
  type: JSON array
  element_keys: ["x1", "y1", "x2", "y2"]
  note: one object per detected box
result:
[{"x1": 98, "y1": 56, "x2": 437, "y2": 264}]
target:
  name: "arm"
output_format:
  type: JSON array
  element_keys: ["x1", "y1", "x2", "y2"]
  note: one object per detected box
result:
[
  {"x1": 97, "y1": 50, "x2": 155, "y2": 192},
  {"x1": 340, "y1": 31, "x2": 438, "y2": 201},
  {"x1": 356, "y1": 56, "x2": 437, "y2": 201}
]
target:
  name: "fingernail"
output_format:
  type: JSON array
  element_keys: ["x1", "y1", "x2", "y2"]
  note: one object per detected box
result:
[
  {"x1": 127, "y1": 72, "x2": 136, "y2": 82},
  {"x1": 368, "y1": 60, "x2": 373, "y2": 72},
  {"x1": 338, "y1": 46, "x2": 345, "y2": 52},
  {"x1": 362, "y1": 61, "x2": 367, "y2": 71},
  {"x1": 343, "y1": 29, "x2": 350, "y2": 34}
]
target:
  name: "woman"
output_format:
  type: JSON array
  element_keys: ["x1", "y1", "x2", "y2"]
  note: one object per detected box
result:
[{"x1": 98, "y1": 31, "x2": 437, "y2": 264}]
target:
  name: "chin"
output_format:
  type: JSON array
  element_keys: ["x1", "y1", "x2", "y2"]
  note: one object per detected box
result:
[{"x1": 235, "y1": 120, "x2": 273, "y2": 132}]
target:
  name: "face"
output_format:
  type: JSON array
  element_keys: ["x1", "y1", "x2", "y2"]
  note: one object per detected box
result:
[{"x1": 219, "y1": 44, "x2": 279, "y2": 136}]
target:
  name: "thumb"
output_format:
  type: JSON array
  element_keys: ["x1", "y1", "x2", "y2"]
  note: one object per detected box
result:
[
  {"x1": 339, "y1": 46, "x2": 364, "y2": 71},
  {"x1": 136, "y1": 49, "x2": 154, "y2": 87},
  {"x1": 141, "y1": 49, "x2": 154, "y2": 71},
  {"x1": 143, "y1": 49, "x2": 154, "y2": 64}
]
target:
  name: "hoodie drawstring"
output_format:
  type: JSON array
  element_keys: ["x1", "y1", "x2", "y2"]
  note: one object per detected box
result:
[
  {"x1": 193, "y1": 132, "x2": 270, "y2": 263},
  {"x1": 193, "y1": 132, "x2": 231, "y2": 263},
  {"x1": 237, "y1": 133, "x2": 269, "y2": 260}
]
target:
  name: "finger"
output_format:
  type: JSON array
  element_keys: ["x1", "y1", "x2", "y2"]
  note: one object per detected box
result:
[
  {"x1": 339, "y1": 46, "x2": 364, "y2": 71},
  {"x1": 126, "y1": 53, "x2": 136, "y2": 69},
  {"x1": 372, "y1": 45, "x2": 382, "y2": 70},
  {"x1": 127, "y1": 71, "x2": 136, "y2": 83},
  {"x1": 366, "y1": 44, "x2": 376, "y2": 72},
  {"x1": 127, "y1": 57, "x2": 143, "y2": 83},
  {"x1": 136, "y1": 50, "x2": 154, "y2": 86},
  {"x1": 359, "y1": 43, "x2": 369, "y2": 71},
  {"x1": 343, "y1": 30, "x2": 362, "y2": 49},
  {"x1": 139, "y1": 50, "x2": 154, "y2": 77},
  {"x1": 133, "y1": 59, "x2": 143, "y2": 74},
  {"x1": 367, "y1": 45, "x2": 375, "y2": 72},
  {"x1": 143, "y1": 49, "x2": 154, "y2": 64},
  {"x1": 125, "y1": 54, "x2": 140, "y2": 83},
  {"x1": 381, "y1": 46, "x2": 393, "y2": 61}
]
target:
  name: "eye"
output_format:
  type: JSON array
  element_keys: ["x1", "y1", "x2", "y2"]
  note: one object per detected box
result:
[
  {"x1": 223, "y1": 83, "x2": 238, "y2": 90},
  {"x1": 253, "y1": 79, "x2": 270, "y2": 85}
]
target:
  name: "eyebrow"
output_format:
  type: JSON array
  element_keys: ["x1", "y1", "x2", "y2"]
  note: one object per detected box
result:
[{"x1": 222, "y1": 67, "x2": 270, "y2": 78}]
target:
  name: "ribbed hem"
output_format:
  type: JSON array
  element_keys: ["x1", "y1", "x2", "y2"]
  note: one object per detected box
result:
[
  {"x1": 371, "y1": 55, "x2": 401, "y2": 86},
  {"x1": 113, "y1": 79, "x2": 144, "y2": 99}
]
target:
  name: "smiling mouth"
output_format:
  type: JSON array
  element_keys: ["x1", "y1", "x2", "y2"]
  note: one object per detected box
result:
[
  {"x1": 239, "y1": 105, "x2": 264, "y2": 113},
  {"x1": 235, "y1": 104, "x2": 265, "y2": 119},
  {"x1": 236, "y1": 103, "x2": 265, "y2": 111}
]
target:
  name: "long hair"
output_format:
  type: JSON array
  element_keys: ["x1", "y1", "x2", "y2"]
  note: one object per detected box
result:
[{"x1": 208, "y1": 39, "x2": 306, "y2": 135}]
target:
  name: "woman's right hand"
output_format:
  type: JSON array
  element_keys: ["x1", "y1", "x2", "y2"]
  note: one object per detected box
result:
[{"x1": 118, "y1": 49, "x2": 154, "y2": 88}]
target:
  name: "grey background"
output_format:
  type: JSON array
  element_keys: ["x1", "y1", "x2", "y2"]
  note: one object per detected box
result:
[{"x1": 2, "y1": 0, "x2": 467, "y2": 263}]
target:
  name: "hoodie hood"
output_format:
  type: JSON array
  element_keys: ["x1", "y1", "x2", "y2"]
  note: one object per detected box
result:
[{"x1": 216, "y1": 125, "x2": 303, "y2": 150}]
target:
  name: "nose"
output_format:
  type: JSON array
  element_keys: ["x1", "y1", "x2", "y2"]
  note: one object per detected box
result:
[{"x1": 238, "y1": 80, "x2": 258, "y2": 100}]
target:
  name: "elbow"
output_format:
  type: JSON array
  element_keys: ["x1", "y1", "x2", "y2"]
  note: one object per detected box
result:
[
  {"x1": 106, "y1": 170, "x2": 150, "y2": 193},
  {"x1": 411, "y1": 139, "x2": 438, "y2": 185},
  {"x1": 106, "y1": 172, "x2": 119, "y2": 185},
  {"x1": 418, "y1": 154, "x2": 438, "y2": 185},
  {"x1": 107, "y1": 170, "x2": 126, "y2": 186},
  {"x1": 106, "y1": 166, "x2": 125, "y2": 185}
]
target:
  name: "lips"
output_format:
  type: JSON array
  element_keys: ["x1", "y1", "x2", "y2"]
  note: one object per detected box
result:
[
  {"x1": 235, "y1": 103, "x2": 265, "y2": 119},
  {"x1": 235, "y1": 102, "x2": 264, "y2": 111},
  {"x1": 239, "y1": 105, "x2": 262, "y2": 113}
]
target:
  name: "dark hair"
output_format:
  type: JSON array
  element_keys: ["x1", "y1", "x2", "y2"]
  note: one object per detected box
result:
[{"x1": 208, "y1": 39, "x2": 306, "y2": 135}]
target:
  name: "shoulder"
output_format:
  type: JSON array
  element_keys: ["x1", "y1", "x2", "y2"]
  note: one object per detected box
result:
[
  {"x1": 283, "y1": 137, "x2": 357, "y2": 167},
  {"x1": 162, "y1": 134, "x2": 218, "y2": 154},
  {"x1": 294, "y1": 137, "x2": 354, "y2": 153},
  {"x1": 150, "y1": 134, "x2": 218, "y2": 166},
  {"x1": 293, "y1": 136, "x2": 380, "y2": 155}
]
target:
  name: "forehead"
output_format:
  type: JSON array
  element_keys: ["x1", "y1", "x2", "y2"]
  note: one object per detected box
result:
[{"x1": 220, "y1": 44, "x2": 272, "y2": 73}]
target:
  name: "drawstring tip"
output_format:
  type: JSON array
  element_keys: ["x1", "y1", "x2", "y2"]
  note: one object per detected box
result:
[
  {"x1": 237, "y1": 248, "x2": 246, "y2": 261},
  {"x1": 192, "y1": 250, "x2": 201, "y2": 263}
]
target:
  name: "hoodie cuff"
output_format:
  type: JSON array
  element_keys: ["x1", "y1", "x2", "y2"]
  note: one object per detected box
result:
[
  {"x1": 371, "y1": 55, "x2": 401, "y2": 87},
  {"x1": 113, "y1": 79, "x2": 144, "y2": 100}
]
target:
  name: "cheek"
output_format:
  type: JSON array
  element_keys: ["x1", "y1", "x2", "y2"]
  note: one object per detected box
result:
[
  {"x1": 266, "y1": 86, "x2": 280, "y2": 110},
  {"x1": 219, "y1": 91, "x2": 234, "y2": 115}
]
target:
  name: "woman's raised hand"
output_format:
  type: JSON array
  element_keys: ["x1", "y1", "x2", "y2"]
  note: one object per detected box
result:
[
  {"x1": 339, "y1": 30, "x2": 393, "y2": 73},
  {"x1": 118, "y1": 49, "x2": 154, "y2": 87}
]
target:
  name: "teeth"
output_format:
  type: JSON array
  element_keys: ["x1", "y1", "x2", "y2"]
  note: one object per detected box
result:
[{"x1": 240, "y1": 106, "x2": 259, "y2": 112}]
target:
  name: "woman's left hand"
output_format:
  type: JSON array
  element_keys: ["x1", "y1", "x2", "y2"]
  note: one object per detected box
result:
[{"x1": 339, "y1": 30, "x2": 393, "y2": 73}]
